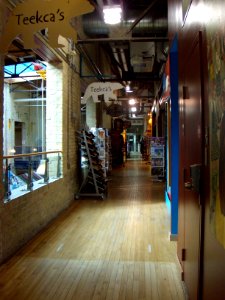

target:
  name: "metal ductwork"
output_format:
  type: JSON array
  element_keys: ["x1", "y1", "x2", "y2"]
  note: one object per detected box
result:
[
  {"x1": 4, "y1": 0, "x2": 169, "y2": 112},
  {"x1": 79, "y1": 0, "x2": 168, "y2": 90},
  {"x1": 82, "y1": 13, "x2": 168, "y2": 38},
  {"x1": 82, "y1": 0, "x2": 168, "y2": 38}
]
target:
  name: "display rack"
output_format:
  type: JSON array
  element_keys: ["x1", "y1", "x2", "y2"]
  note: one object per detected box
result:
[
  {"x1": 150, "y1": 137, "x2": 165, "y2": 179},
  {"x1": 105, "y1": 135, "x2": 112, "y2": 173},
  {"x1": 91, "y1": 128, "x2": 111, "y2": 176},
  {"x1": 75, "y1": 130, "x2": 108, "y2": 199}
]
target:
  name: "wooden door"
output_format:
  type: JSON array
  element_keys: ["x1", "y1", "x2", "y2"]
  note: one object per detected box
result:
[{"x1": 180, "y1": 33, "x2": 203, "y2": 300}]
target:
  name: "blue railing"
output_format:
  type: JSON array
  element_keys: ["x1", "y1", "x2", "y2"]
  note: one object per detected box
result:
[{"x1": 3, "y1": 151, "x2": 62, "y2": 202}]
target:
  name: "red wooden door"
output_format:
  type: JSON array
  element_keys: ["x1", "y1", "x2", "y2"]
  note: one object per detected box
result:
[{"x1": 180, "y1": 33, "x2": 203, "y2": 300}]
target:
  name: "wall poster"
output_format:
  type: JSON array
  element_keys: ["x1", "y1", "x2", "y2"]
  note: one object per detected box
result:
[{"x1": 206, "y1": 13, "x2": 225, "y2": 249}]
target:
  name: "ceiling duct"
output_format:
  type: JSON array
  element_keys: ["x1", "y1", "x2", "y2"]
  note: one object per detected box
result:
[
  {"x1": 79, "y1": 0, "x2": 168, "y2": 87},
  {"x1": 82, "y1": 13, "x2": 168, "y2": 39},
  {"x1": 130, "y1": 42, "x2": 155, "y2": 73}
]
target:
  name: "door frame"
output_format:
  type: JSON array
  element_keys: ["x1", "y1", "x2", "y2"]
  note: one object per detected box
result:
[{"x1": 178, "y1": 30, "x2": 205, "y2": 299}]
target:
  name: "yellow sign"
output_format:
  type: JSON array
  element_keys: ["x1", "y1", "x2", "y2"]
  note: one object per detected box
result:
[
  {"x1": 0, "y1": 0, "x2": 94, "y2": 53},
  {"x1": 36, "y1": 69, "x2": 46, "y2": 79}
]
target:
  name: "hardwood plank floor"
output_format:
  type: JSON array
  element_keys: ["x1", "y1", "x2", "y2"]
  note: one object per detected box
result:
[{"x1": 0, "y1": 160, "x2": 185, "y2": 300}]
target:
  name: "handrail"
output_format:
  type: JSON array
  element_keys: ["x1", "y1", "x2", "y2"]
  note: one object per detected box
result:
[
  {"x1": 3, "y1": 150, "x2": 62, "y2": 159},
  {"x1": 3, "y1": 150, "x2": 63, "y2": 202}
]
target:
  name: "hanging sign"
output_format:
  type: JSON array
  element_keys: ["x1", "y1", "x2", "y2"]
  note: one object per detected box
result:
[
  {"x1": 0, "y1": 0, "x2": 94, "y2": 53},
  {"x1": 82, "y1": 82, "x2": 124, "y2": 103}
]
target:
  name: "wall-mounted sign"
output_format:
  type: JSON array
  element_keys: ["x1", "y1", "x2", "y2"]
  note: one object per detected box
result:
[
  {"x1": 82, "y1": 82, "x2": 124, "y2": 103},
  {"x1": 130, "y1": 119, "x2": 143, "y2": 126},
  {"x1": 0, "y1": 0, "x2": 94, "y2": 53}
]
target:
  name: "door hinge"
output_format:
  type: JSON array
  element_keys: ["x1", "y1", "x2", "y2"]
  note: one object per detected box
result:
[{"x1": 181, "y1": 248, "x2": 186, "y2": 261}]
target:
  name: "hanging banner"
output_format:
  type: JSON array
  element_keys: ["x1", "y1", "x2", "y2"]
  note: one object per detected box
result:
[
  {"x1": 82, "y1": 82, "x2": 124, "y2": 103},
  {"x1": 0, "y1": 0, "x2": 94, "y2": 53}
]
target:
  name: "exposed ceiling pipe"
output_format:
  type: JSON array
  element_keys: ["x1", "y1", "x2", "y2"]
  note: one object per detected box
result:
[
  {"x1": 120, "y1": 49, "x2": 128, "y2": 72},
  {"x1": 79, "y1": 0, "x2": 168, "y2": 98},
  {"x1": 126, "y1": 0, "x2": 159, "y2": 34},
  {"x1": 76, "y1": 44, "x2": 104, "y2": 81},
  {"x1": 78, "y1": 37, "x2": 168, "y2": 43},
  {"x1": 81, "y1": 0, "x2": 125, "y2": 82},
  {"x1": 112, "y1": 47, "x2": 122, "y2": 76},
  {"x1": 111, "y1": 47, "x2": 128, "y2": 86},
  {"x1": 82, "y1": 4, "x2": 168, "y2": 38}
]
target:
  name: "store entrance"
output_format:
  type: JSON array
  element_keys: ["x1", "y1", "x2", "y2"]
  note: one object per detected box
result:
[{"x1": 126, "y1": 133, "x2": 141, "y2": 159}]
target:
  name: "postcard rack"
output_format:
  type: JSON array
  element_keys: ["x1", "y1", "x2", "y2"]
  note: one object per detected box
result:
[{"x1": 75, "y1": 130, "x2": 107, "y2": 199}]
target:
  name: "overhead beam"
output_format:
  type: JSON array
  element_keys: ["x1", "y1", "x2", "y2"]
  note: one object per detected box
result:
[{"x1": 77, "y1": 37, "x2": 168, "y2": 44}]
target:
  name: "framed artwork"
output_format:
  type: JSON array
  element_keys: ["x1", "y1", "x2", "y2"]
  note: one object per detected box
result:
[
  {"x1": 182, "y1": 0, "x2": 192, "y2": 24},
  {"x1": 206, "y1": 20, "x2": 225, "y2": 249}
]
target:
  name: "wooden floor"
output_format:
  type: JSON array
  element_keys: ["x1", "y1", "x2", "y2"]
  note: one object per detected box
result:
[{"x1": 0, "y1": 160, "x2": 185, "y2": 300}]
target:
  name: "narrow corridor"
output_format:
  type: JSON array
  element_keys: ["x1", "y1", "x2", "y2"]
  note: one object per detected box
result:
[{"x1": 0, "y1": 160, "x2": 185, "y2": 300}]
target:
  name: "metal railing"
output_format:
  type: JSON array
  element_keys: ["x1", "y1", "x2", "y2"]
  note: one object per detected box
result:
[{"x1": 3, "y1": 151, "x2": 62, "y2": 202}]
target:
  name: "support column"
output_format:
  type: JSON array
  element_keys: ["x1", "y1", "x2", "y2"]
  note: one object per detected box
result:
[{"x1": 86, "y1": 98, "x2": 97, "y2": 129}]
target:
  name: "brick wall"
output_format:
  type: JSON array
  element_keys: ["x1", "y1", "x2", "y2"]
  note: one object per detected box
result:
[{"x1": 0, "y1": 41, "x2": 82, "y2": 264}]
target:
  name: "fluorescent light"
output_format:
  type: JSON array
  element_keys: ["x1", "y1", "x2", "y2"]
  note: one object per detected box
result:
[
  {"x1": 131, "y1": 107, "x2": 137, "y2": 112},
  {"x1": 103, "y1": 5, "x2": 122, "y2": 25}
]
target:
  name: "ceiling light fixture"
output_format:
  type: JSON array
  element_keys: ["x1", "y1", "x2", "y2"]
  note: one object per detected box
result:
[
  {"x1": 129, "y1": 98, "x2": 136, "y2": 105},
  {"x1": 103, "y1": 5, "x2": 122, "y2": 25},
  {"x1": 126, "y1": 85, "x2": 133, "y2": 93}
]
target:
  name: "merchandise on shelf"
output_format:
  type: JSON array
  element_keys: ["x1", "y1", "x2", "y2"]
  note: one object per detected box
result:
[{"x1": 150, "y1": 137, "x2": 165, "y2": 179}]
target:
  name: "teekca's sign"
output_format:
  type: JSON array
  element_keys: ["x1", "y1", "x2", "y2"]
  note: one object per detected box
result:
[
  {"x1": 0, "y1": 0, "x2": 94, "y2": 53},
  {"x1": 15, "y1": 9, "x2": 65, "y2": 26},
  {"x1": 82, "y1": 82, "x2": 124, "y2": 103},
  {"x1": 90, "y1": 86, "x2": 113, "y2": 93}
]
